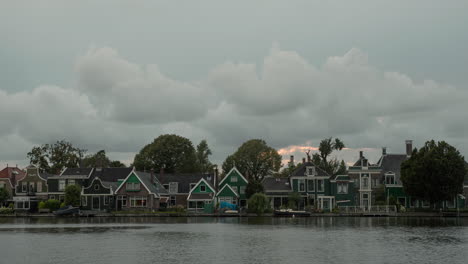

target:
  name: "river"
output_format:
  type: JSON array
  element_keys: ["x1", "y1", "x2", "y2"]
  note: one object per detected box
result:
[{"x1": 0, "y1": 217, "x2": 467, "y2": 264}]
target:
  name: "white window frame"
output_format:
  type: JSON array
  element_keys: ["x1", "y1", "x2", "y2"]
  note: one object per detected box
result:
[
  {"x1": 169, "y1": 182, "x2": 178, "y2": 194},
  {"x1": 81, "y1": 196, "x2": 87, "y2": 206},
  {"x1": 68, "y1": 179, "x2": 75, "y2": 186},
  {"x1": 337, "y1": 182, "x2": 348, "y2": 194},
  {"x1": 126, "y1": 182, "x2": 141, "y2": 191},
  {"x1": 37, "y1": 182, "x2": 42, "y2": 192},
  {"x1": 298, "y1": 179, "x2": 305, "y2": 192},
  {"x1": 200, "y1": 185, "x2": 206, "y2": 192},
  {"x1": 130, "y1": 196, "x2": 147, "y2": 208},
  {"x1": 317, "y1": 180, "x2": 324, "y2": 192},
  {"x1": 59, "y1": 180, "x2": 66, "y2": 191},
  {"x1": 231, "y1": 175, "x2": 238, "y2": 182},
  {"x1": 118, "y1": 195, "x2": 127, "y2": 207},
  {"x1": 239, "y1": 186, "x2": 246, "y2": 195},
  {"x1": 307, "y1": 179, "x2": 315, "y2": 192}
]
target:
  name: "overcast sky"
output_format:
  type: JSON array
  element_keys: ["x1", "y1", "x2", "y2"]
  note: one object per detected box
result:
[{"x1": 1, "y1": 0, "x2": 468, "y2": 169}]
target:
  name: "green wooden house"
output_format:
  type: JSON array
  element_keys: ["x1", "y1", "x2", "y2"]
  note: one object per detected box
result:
[
  {"x1": 187, "y1": 178, "x2": 216, "y2": 213},
  {"x1": 330, "y1": 174, "x2": 356, "y2": 207},
  {"x1": 216, "y1": 167, "x2": 248, "y2": 207}
]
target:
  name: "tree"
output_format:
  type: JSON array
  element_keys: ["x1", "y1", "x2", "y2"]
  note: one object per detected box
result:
[
  {"x1": 245, "y1": 180, "x2": 264, "y2": 199},
  {"x1": 133, "y1": 134, "x2": 197, "y2": 173},
  {"x1": 0, "y1": 188, "x2": 9, "y2": 206},
  {"x1": 82, "y1": 150, "x2": 126, "y2": 168},
  {"x1": 27, "y1": 140, "x2": 86, "y2": 174},
  {"x1": 311, "y1": 137, "x2": 346, "y2": 176},
  {"x1": 64, "y1": 185, "x2": 81, "y2": 207},
  {"x1": 247, "y1": 193, "x2": 270, "y2": 216},
  {"x1": 400, "y1": 140, "x2": 466, "y2": 206},
  {"x1": 195, "y1": 140, "x2": 213, "y2": 173},
  {"x1": 222, "y1": 139, "x2": 281, "y2": 181}
]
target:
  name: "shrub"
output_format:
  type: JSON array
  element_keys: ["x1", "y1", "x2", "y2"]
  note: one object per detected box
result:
[
  {"x1": 64, "y1": 185, "x2": 81, "y2": 206},
  {"x1": 0, "y1": 206, "x2": 14, "y2": 214},
  {"x1": 60, "y1": 202, "x2": 66, "y2": 208},
  {"x1": 38, "y1": 201, "x2": 46, "y2": 209},
  {"x1": 45, "y1": 199, "x2": 61, "y2": 211},
  {"x1": 247, "y1": 193, "x2": 270, "y2": 216},
  {"x1": 175, "y1": 205, "x2": 185, "y2": 213}
]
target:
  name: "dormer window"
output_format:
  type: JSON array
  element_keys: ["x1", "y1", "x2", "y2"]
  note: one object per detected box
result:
[
  {"x1": 231, "y1": 175, "x2": 238, "y2": 182},
  {"x1": 307, "y1": 166, "x2": 315, "y2": 176},
  {"x1": 169, "y1": 182, "x2": 178, "y2": 194},
  {"x1": 385, "y1": 173, "x2": 396, "y2": 185},
  {"x1": 200, "y1": 185, "x2": 206, "y2": 192}
]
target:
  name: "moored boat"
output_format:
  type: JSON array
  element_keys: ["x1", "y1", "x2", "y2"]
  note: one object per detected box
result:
[
  {"x1": 274, "y1": 209, "x2": 311, "y2": 217},
  {"x1": 53, "y1": 205, "x2": 80, "y2": 216}
]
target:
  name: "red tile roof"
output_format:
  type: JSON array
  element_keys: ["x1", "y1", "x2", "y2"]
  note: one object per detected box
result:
[{"x1": 0, "y1": 167, "x2": 26, "y2": 182}]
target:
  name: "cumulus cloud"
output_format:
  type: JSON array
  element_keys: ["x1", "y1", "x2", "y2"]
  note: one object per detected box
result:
[{"x1": 1, "y1": 45, "x2": 467, "y2": 168}]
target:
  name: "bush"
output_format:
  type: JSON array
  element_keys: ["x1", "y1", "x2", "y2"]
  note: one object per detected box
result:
[
  {"x1": 247, "y1": 193, "x2": 270, "y2": 216},
  {"x1": 175, "y1": 205, "x2": 185, "y2": 213},
  {"x1": 60, "y1": 202, "x2": 66, "y2": 208},
  {"x1": 0, "y1": 206, "x2": 14, "y2": 214},
  {"x1": 45, "y1": 199, "x2": 61, "y2": 211},
  {"x1": 64, "y1": 185, "x2": 81, "y2": 206},
  {"x1": 38, "y1": 201, "x2": 46, "y2": 209}
]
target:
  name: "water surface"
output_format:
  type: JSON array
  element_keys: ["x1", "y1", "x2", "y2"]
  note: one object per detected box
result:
[{"x1": 0, "y1": 217, "x2": 467, "y2": 264}]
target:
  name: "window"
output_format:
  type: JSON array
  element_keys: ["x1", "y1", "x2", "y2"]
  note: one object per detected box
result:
[
  {"x1": 81, "y1": 196, "x2": 87, "y2": 206},
  {"x1": 68, "y1": 179, "x2": 75, "y2": 186},
  {"x1": 307, "y1": 180, "x2": 315, "y2": 192},
  {"x1": 361, "y1": 174, "x2": 369, "y2": 189},
  {"x1": 298, "y1": 179, "x2": 305, "y2": 192},
  {"x1": 200, "y1": 185, "x2": 206, "y2": 192},
  {"x1": 15, "y1": 200, "x2": 30, "y2": 209},
  {"x1": 337, "y1": 183, "x2": 348, "y2": 194},
  {"x1": 126, "y1": 182, "x2": 140, "y2": 191},
  {"x1": 130, "y1": 196, "x2": 147, "y2": 207},
  {"x1": 170, "y1": 196, "x2": 176, "y2": 206},
  {"x1": 189, "y1": 183, "x2": 196, "y2": 190},
  {"x1": 59, "y1": 180, "x2": 66, "y2": 191},
  {"x1": 94, "y1": 184, "x2": 100, "y2": 191},
  {"x1": 317, "y1": 180, "x2": 324, "y2": 192},
  {"x1": 372, "y1": 179, "x2": 378, "y2": 188},
  {"x1": 22, "y1": 182, "x2": 27, "y2": 192},
  {"x1": 49, "y1": 195, "x2": 56, "y2": 200},
  {"x1": 231, "y1": 176, "x2": 238, "y2": 182},
  {"x1": 169, "y1": 182, "x2": 178, "y2": 194},
  {"x1": 29, "y1": 182, "x2": 35, "y2": 192},
  {"x1": 307, "y1": 166, "x2": 315, "y2": 176},
  {"x1": 0, "y1": 182, "x2": 4, "y2": 189},
  {"x1": 239, "y1": 186, "x2": 246, "y2": 195},
  {"x1": 104, "y1": 196, "x2": 109, "y2": 205},
  {"x1": 37, "y1": 182, "x2": 42, "y2": 192},
  {"x1": 385, "y1": 174, "x2": 395, "y2": 185}
]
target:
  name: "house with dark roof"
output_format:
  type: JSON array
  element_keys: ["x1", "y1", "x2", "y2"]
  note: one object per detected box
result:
[
  {"x1": 114, "y1": 170, "x2": 168, "y2": 211},
  {"x1": 156, "y1": 172, "x2": 215, "y2": 208},
  {"x1": 14, "y1": 165, "x2": 51, "y2": 212},
  {"x1": 262, "y1": 157, "x2": 340, "y2": 212},
  {"x1": 47, "y1": 167, "x2": 94, "y2": 203},
  {"x1": 80, "y1": 167, "x2": 133, "y2": 211},
  {"x1": 0, "y1": 165, "x2": 25, "y2": 205}
]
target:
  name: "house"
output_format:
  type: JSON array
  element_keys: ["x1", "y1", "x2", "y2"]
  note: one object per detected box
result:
[
  {"x1": 14, "y1": 165, "x2": 51, "y2": 212},
  {"x1": 0, "y1": 165, "x2": 25, "y2": 205},
  {"x1": 187, "y1": 178, "x2": 216, "y2": 213},
  {"x1": 263, "y1": 156, "x2": 341, "y2": 212},
  {"x1": 216, "y1": 167, "x2": 248, "y2": 207},
  {"x1": 156, "y1": 172, "x2": 215, "y2": 208},
  {"x1": 80, "y1": 167, "x2": 133, "y2": 211},
  {"x1": 348, "y1": 150, "x2": 383, "y2": 209},
  {"x1": 47, "y1": 167, "x2": 94, "y2": 203},
  {"x1": 330, "y1": 174, "x2": 356, "y2": 207},
  {"x1": 114, "y1": 170, "x2": 168, "y2": 211}
]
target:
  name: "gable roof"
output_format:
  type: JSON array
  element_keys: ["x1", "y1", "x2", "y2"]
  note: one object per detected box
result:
[
  {"x1": 219, "y1": 167, "x2": 248, "y2": 185},
  {"x1": 156, "y1": 173, "x2": 214, "y2": 193},
  {"x1": 0, "y1": 166, "x2": 26, "y2": 183},
  {"x1": 291, "y1": 161, "x2": 330, "y2": 177},
  {"x1": 59, "y1": 167, "x2": 94, "y2": 178},
  {"x1": 114, "y1": 171, "x2": 168, "y2": 197},
  {"x1": 216, "y1": 184, "x2": 239, "y2": 198}
]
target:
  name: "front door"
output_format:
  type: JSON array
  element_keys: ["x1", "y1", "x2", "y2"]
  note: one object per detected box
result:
[{"x1": 92, "y1": 196, "x2": 100, "y2": 210}]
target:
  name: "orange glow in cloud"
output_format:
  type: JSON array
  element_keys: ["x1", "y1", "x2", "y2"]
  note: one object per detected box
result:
[{"x1": 277, "y1": 144, "x2": 319, "y2": 155}]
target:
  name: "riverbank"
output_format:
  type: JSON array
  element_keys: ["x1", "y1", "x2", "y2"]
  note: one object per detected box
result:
[{"x1": 1, "y1": 212, "x2": 468, "y2": 217}]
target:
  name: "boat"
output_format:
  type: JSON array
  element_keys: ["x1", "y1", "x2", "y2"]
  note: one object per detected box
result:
[
  {"x1": 274, "y1": 209, "x2": 311, "y2": 217},
  {"x1": 53, "y1": 205, "x2": 80, "y2": 216}
]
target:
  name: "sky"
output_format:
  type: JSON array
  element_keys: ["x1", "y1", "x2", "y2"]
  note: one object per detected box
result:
[{"x1": 1, "y1": 0, "x2": 468, "y2": 169}]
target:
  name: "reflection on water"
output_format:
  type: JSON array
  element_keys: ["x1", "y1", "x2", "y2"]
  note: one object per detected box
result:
[{"x1": 0, "y1": 217, "x2": 467, "y2": 264}]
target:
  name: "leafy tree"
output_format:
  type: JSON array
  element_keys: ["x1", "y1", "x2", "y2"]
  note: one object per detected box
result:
[
  {"x1": 288, "y1": 192, "x2": 301, "y2": 210},
  {"x1": 311, "y1": 137, "x2": 346, "y2": 176},
  {"x1": 0, "y1": 188, "x2": 10, "y2": 206},
  {"x1": 247, "y1": 193, "x2": 270, "y2": 216},
  {"x1": 401, "y1": 140, "x2": 466, "y2": 206},
  {"x1": 195, "y1": 140, "x2": 213, "y2": 173},
  {"x1": 133, "y1": 134, "x2": 197, "y2": 173},
  {"x1": 222, "y1": 139, "x2": 281, "y2": 181},
  {"x1": 245, "y1": 180, "x2": 264, "y2": 199},
  {"x1": 27, "y1": 140, "x2": 86, "y2": 174},
  {"x1": 64, "y1": 185, "x2": 81, "y2": 207},
  {"x1": 82, "y1": 150, "x2": 126, "y2": 167}
]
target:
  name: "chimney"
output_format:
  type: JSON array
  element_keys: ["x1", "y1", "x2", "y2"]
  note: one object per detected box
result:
[
  {"x1": 213, "y1": 165, "x2": 218, "y2": 191},
  {"x1": 359, "y1": 151, "x2": 363, "y2": 158},
  {"x1": 302, "y1": 157, "x2": 306, "y2": 164},
  {"x1": 406, "y1": 140, "x2": 413, "y2": 157},
  {"x1": 150, "y1": 169, "x2": 155, "y2": 184},
  {"x1": 289, "y1": 155, "x2": 294, "y2": 167},
  {"x1": 382, "y1": 147, "x2": 387, "y2": 156}
]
